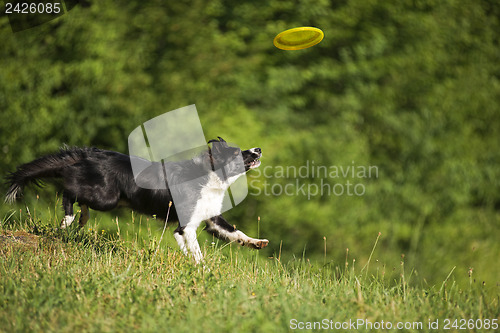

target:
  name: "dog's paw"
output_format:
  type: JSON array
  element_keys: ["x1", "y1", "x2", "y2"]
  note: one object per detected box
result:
[{"x1": 247, "y1": 239, "x2": 269, "y2": 249}]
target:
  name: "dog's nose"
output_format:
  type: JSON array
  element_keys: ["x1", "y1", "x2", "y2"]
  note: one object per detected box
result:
[{"x1": 254, "y1": 148, "x2": 261, "y2": 154}]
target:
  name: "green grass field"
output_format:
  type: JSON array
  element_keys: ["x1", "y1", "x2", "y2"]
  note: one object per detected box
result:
[{"x1": 0, "y1": 206, "x2": 498, "y2": 333}]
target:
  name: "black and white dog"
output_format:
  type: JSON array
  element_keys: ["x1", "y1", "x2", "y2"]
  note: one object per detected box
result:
[{"x1": 5, "y1": 137, "x2": 268, "y2": 263}]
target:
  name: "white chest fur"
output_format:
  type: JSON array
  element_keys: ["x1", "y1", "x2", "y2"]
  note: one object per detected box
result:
[{"x1": 190, "y1": 171, "x2": 237, "y2": 222}]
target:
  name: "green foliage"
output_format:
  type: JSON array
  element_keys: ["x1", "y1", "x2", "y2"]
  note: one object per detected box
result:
[{"x1": 1, "y1": 0, "x2": 499, "y2": 288}]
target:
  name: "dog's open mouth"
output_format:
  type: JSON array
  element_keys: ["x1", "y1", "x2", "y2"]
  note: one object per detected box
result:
[
  {"x1": 248, "y1": 158, "x2": 261, "y2": 169},
  {"x1": 243, "y1": 147, "x2": 262, "y2": 171}
]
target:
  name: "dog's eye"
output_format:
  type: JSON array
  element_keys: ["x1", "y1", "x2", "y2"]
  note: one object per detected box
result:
[{"x1": 233, "y1": 150, "x2": 239, "y2": 156}]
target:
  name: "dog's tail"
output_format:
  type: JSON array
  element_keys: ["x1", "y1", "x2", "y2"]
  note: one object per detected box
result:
[{"x1": 5, "y1": 147, "x2": 83, "y2": 203}]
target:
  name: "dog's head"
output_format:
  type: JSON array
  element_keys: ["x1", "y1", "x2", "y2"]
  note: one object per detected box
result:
[{"x1": 208, "y1": 137, "x2": 262, "y2": 177}]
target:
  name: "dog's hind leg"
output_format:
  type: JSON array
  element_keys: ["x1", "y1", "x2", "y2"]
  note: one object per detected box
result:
[
  {"x1": 173, "y1": 225, "x2": 188, "y2": 256},
  {"x1": 205, "y1": 215, "x2": 269, "y2": 249},
  {"x1": 78, "y1": 204, "x2": 89, "y2": 227},
  {"x1": 60, "y1": 192, "x2": 75, "y2": 229}
]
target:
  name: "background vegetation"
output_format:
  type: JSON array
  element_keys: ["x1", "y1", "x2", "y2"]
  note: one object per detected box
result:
[{"x1": 1, "y1": 0, "x2": 499, "y2": 298}]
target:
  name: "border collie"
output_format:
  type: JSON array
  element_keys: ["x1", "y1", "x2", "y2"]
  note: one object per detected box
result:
[{"x1": 5, "y1": 137, "x2": 268, "y2": 263}]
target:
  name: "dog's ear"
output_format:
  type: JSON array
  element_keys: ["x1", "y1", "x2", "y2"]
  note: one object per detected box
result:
[
  {"x1": 208, "y1": 139, "x2": 220, "y2": 154},
  {"x1": 208, "y1": 137, "x2": 228, "y2": 151},
  {"x1": 208, "y1": 139, "x2": 221, "y2": 158},
  {"x1": 217, "y1": 137, "x2": 229, "y2": 148},
  {"x1": 208, "y1": 137, "x2": 226, "y2": 143}
]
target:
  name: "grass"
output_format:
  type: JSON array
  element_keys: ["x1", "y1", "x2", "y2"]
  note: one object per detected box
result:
[{"x1": 0, "y1": 206, "x2": 498, "y2": 333}]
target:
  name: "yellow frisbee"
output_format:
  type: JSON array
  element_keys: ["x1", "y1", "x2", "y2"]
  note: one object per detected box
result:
[{"x1": 273, "y1": 27, "x2": 324, "y2": 50}]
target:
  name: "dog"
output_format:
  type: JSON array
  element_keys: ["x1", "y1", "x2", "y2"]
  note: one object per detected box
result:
[{"x1": 5, "y1": 137, "x2": 268, "y2": 263}]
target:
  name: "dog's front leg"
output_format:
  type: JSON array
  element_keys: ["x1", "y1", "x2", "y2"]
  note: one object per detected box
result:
[
  {"x1": 205, "y1": 215, "x2": 269, "y2": 249},
  {"x1": 175, "y1": 223, "x2": 203, "y2": 264},
  {"x1": 183, "y1": 226, "x2": 203, "y2": 263}
]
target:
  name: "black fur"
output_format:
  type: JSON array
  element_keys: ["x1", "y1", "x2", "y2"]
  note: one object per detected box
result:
[
  {"x1": 5, "y1": 138, "x2": 260, "y2": 221},
  {"x1": 5, "y1": 137, "x2": 268, "y2": 261}
]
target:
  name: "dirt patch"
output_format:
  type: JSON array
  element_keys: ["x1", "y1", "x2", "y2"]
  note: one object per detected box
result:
[{"x1": 0, "y1": 230, "x2": 40, "y2": 249}]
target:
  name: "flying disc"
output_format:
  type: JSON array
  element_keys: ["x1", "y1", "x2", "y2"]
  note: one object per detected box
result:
[{"x1": 273, "y1": 27, "x2": 324, "y2": 50}]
